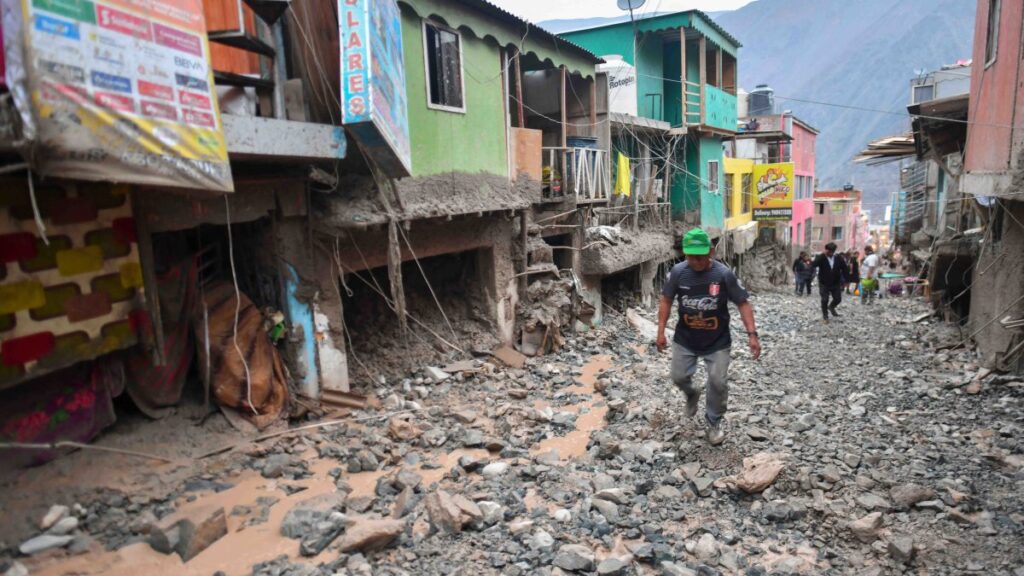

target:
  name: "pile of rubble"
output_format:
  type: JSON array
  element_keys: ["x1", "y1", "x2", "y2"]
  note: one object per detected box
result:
[{"x1": 2, "y1": 292, "x2": 1022, "y2": 576}]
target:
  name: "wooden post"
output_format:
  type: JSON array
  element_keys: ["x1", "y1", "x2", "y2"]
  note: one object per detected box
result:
[
  {"x1": 698, "y1": 36, "x2": 706, "y2": 126},
  {"x1": 589, "y1": 77, "x2": 597, "y2": 134},
  {"x1": 387, "y1": 220, "x2": 407, "y2": 338},
  {"x1": 514, "y1": 48, "x2": 525, "y2": 128},
  {"x1": 518, "y1": 210, "x2": 528, "y2": 299},
  {"x1": 680, "y1": 28, "x2": 687, "y2": 125},
  {"x1": 561, "y1": 66, "x2": 568, "y2": 197},
  {"x1": 715, "y1": 45, "x2": 723, "y2": 89}
]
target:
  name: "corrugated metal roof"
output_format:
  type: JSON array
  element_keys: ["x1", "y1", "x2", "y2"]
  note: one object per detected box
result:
[
  {"x1": 455, "y1": 0, "x2": 603, "y2": 63},
  {"x1": 558, "y1": 9, "x2": 741, "y2": 49}
]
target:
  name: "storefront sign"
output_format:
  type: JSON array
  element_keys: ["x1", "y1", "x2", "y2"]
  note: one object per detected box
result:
[
  {"x1": 339, "y1": 0, "x2": 411, "y2": 177},
  {"x1": 3, "y1": 0, "x2": 232, "y2": 192},
  {"x1": 751, "y1": 162, "x2": 794, "y2": 221}
]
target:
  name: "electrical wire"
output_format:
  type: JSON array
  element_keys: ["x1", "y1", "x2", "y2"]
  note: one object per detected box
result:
[{"x1": 224, "y1": 195, "x2": 256, "y2": 416}]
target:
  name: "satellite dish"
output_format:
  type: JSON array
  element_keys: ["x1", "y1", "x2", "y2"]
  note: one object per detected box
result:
[{"x1": 617, "y1": 0, "x2": 646, "y2": 10}]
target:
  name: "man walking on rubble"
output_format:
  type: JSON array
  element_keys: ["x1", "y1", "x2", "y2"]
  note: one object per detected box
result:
[
  {"x1": 811, "y1": 242, "x2": 849, "y2": 324},
  {"x1": 656, "y1": 228, "x2": 761, "y2": 446}
]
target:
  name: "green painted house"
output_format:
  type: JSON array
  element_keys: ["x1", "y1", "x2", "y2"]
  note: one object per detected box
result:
[
  {"x1": 396, "y1": 0, "x2": 602, "y2": 180},
  {"x1": 560, "y1": 11, "x2": 741, "y2": 233}
]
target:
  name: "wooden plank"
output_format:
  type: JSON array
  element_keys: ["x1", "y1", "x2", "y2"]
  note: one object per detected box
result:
[
  {"x1": 589, "y1": 78, "x2": 597, "y2": 130},
  {"x1": 130, "y1": 193, "x2": 165, "y2": 366},
  {"x1": 514, "y1": 49, "x2": 525, "y2": 128},
  {"x1": 715, "y1": 45, "x2": 723, "y2": 88}
]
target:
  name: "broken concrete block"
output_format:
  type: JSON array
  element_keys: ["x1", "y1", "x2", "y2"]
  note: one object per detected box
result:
[
  {"x1": 338, "y1": 517, "x2": 404, "y2": 552},
  {"x1": 40, "y1": 505, "x2": 69, "y2": 530},
  {"x1": 19, "y1": 534, "x2": 74, "y2": 555},
  {"x1": 149, "y1": 505, "x2": 228, "y2": 561},
  {"x1": 423, "y1": 366, "x2": 451, "y2": 382}
]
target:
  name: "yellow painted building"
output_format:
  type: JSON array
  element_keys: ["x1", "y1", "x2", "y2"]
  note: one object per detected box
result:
[{"x1": 723, "y1": 157, "x2": 754, "y2": 230}]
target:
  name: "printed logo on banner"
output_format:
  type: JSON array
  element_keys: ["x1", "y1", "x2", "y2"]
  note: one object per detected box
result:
[
  {"x1": 152, "y1": 22, "x2": 201, "y2": 56},
  {"x1": 90, "y1": 70, "x2": 132, "y2": 94},
  {"x1": 152, "y1": 125, "x2": 181, "y2": 147},
  {"x1": 96, "y1": 5, "x2": 152, "y2": 41},
  {"x1": 138, "y1": 64, "x2": 172, "y2": 80},
  {"x1": 32, "y1": 0, "x2": 97, "y2": 24},
  {"x1": 174, "y1": 72, "x2": 207, "y2": 91},
  {"x1": 140, "y1": 100, "x2": 177, "y2": 121},
  {"x1": 93, "y1": 46, "x2": 127, "y2": 69},
  {"x1": 181, "y1": 108, "x2": 214, "y2": 128},
  {"x1": 34, "y1": 13, "x2": 80, "y2": 39},
  {"x1": 138, "y1": 80, "x2": 173, "y2": 101},
  {"x1": 93, "y1": 91, "x2": 134, "y2": 112},
  {"x1": 38, "y1": 59, "x2": 86, "y2": 83},
  {"x1": 173, "y1": 55, "x2": 205, "y2": 73},
  {"x1": 40, "y1": 81, "x2": 88, "y2": 104},
  {"x1": 178, "y1": 90, "x2": 210, "y2": 110}
]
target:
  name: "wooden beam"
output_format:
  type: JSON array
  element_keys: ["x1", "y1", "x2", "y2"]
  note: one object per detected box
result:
[
  {"x1": 715, "y1": 45, "x2": 723, "y2": 89},
  {"x1": 514, "y1": 48, "x2": 525, "y2": 128},
  {"x1": 131, "y1": 193, "x2": 166, "y2": 366},
  {"x1": 698, "y1": 36, "x2": 706, "y2": 125},
  {"x1": 589, "y1": 77, "x2": 597, "y2": 133},
  {"x1": 560, "y1": 66, "x2": 567, "y2": 145},
  {"x1": 680, "y1": 29, "x2": 687, "y2": 125}
]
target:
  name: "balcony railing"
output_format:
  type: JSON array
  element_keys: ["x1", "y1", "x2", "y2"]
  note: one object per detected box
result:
[
  {"x1": 594, "y1": 202, "x2": 671, "y2": 232},
  {"x1": 682, "y1": 84, "x2": 738, "y2": 133},
  {"x1": 541, "y1": 147, "x2": 611, "y2": 203}
]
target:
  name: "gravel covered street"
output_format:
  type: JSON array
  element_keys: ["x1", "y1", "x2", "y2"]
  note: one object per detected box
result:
[{"x1": 2, "y1": 291, "x2": 1022, "y2": 576}]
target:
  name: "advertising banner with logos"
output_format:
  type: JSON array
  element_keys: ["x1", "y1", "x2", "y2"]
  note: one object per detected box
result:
[
  {"x1": 2, "y1": 0, "x2": 233, "y2": 192},
  {"x1": 751, "y1": 162, "x2": 794, "y2": 221},
  {"x1": 339, "y1": 0, "x2": 411, "y2": 177}
]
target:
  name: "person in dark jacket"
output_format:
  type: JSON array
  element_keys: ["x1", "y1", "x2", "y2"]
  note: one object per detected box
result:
[
  {"x1": 811, "y1": 242, "x2": 849, "y2": 323},
  {"x1": 845, "y1": 249, "x2": 861, "y2": 295},
  {"x1": 792, "y1": 252, "x2": 813, "y2": 296}
]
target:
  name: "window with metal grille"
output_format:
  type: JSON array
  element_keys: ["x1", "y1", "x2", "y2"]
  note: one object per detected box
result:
[
  {"x1": 424, "y1": 21, "x2": 464, "y2": 111},
  {"x1": 832, "y1": 226, "x2": 843, "y2": 240},
  {"x1": 707, "y1": 161, "x2": 719, "y2": 193}
]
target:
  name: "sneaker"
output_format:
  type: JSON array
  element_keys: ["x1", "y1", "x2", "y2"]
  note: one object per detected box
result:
[
  {"x1": 829, "y1": 307, "x2": 840, "y2": 318},
  {"x1": 822, "y1": 317, "x2": 830, "y2": 325},
  {"x1": 685, "y1": 394, "x2": 699, "y2": 418},
  {"x1": 707, "y1": 420, "x2": 726, "y2": 446}
]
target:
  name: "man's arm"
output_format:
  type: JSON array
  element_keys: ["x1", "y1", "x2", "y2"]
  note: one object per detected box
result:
[
  {"x1": 737, "y1": 301, "x2": 761, "y2": 360},
  {"x1": 656, "y1": 294, "x2": 673, "y2": 352}
]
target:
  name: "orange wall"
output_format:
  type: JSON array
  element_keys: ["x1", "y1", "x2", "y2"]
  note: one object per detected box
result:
[{"x1": 965, "y1": 0, "x2": 1023, "y2": 173}]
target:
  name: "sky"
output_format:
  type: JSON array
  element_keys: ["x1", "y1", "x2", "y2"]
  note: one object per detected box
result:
[{"x1": 487, "y1": 0, "x2": 756, "y2": 22}]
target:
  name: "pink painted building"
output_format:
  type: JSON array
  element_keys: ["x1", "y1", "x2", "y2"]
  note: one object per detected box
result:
[
  {"x1": 810, "y1": 188, "x2": 865, "y2": 253},
  {"x1": 789, "y1": 117, "x2": 818, "y2": 249}
]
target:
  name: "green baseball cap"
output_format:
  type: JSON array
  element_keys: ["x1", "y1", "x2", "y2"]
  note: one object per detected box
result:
[{"x1": 682, "y1": 228, "x2": 712, "y2": 255}]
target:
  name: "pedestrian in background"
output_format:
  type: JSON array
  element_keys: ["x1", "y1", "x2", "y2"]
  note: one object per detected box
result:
[
  {"x1": 861, "y1": 245, "x2": 880, "y2": 304},
  {"x1": 811, "y1": 242, "x2": 849, "y2": 324},
  {"x1": 845, "y1": 249, "x2": 861, "y2": 296},
  {"x1": 656, "y1": 228, "x2": 761, "y2": 446},
  {"x1": 792, "y1": 252, "x2": 813, "y2": 296}
]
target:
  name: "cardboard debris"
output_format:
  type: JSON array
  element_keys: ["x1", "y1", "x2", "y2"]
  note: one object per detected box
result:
[{"x1": 491, "y1": 345, "x2": 527, "y2": 369}]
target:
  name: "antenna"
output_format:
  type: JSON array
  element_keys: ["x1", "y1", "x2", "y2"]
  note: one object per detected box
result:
[{"x1": 617, "y1": 0, "x2": 646, "y2": 9}]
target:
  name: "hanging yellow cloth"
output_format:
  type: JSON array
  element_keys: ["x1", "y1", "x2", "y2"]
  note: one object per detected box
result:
[{"x1": 615, "y1": 152, "x2": 631, "y2": 197}]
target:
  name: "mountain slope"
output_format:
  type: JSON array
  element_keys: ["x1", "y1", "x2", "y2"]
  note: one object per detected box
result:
[{"x1": 716, "y1": 0, "x2": 975, "y2": 219}]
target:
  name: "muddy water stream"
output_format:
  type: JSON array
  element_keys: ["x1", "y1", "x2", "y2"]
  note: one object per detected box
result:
[{"x1": 530, "y1": 355, "x2": 612, "y2": 460}]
